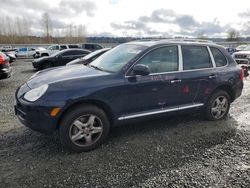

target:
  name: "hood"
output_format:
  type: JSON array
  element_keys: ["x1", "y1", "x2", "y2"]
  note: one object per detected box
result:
[
  {"x1": 27, "y1": 65, "x2": 110, "y2": 88},
  {"x1": 233, "y1": 51, "x2": 250, "y2": 55},
  {"x1": 66, "y1": 58, "x2": 86, "y2": 66},
  {"x1": 33, "y1": 56, "x2": 50, "y2": 63}
]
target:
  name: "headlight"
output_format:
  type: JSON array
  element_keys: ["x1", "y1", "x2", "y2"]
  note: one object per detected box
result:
[{"x1": 24, "y1": 84, "x2": 48, "y2": 102}]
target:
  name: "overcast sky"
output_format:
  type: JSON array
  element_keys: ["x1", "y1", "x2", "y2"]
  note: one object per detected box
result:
[{"x1": 1, "y1": 0, "x2": 250, "y2": 38}]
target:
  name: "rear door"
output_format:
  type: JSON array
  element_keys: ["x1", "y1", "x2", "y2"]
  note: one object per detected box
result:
[{"x1": 180, "y1": 45, "x2": 218, "y2": 106}]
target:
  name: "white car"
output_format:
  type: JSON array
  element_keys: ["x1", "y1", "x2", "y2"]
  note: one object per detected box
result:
[
  {"x1": 16, "y1": 47, "x2": 36, "y2": 58},
  {"x1": 232, "y1": 45, "x2": 250, "y2": 67},
  {"x1": 34, "y1": 44, "x2": 80, "y2": 58}
]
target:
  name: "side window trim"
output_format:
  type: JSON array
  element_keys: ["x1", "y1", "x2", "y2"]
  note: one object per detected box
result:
[
  {"x1": 178, "y1": 45, "x2": 183, "y2": 71},
  {"x1": 207, "y1": 46, "x2": 216, "y2": 68},
  {"x1": 125, "y1": 45, "x2": 180, "y2": 77}
]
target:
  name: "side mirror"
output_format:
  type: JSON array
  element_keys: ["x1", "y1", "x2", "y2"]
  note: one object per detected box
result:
[{"x1": 132, "y1": 64, "x2": 150, "y2": 76}]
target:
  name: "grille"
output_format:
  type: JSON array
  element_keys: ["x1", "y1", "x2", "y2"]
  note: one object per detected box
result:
[{"x1": 235, "y1": 54, "x2": 247, "y2": 58}]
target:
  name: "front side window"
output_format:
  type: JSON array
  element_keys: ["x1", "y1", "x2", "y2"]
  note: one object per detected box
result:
[
  {"x1": 61, "y1": 51, "x2": 74, "y2": 56},
  {"x1": 137, "y1": 46, "x2": 178, "y2": 74},
  {"x1": 182, "y1": 46, "x2": 212, "y2": 70},
  {"x1": 48, "y1": 45, "x2": 59, "y2": 50},
  {"x1": 85, "y1": 44, "x2": 93, "y2": 50},
  {"x1": 210, "y1": 47, "x2": 227, "y2": 67}
]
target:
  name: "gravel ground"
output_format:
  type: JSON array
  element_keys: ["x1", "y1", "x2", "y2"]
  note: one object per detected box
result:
[{"x1": 0, "y1": 60, "x2": 249, "y2": 188}]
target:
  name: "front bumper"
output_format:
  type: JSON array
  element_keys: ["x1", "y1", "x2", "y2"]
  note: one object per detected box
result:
[
  {"x1": 15, "y1": 86, "x2": 65, "y2": 134},
  {"x1": 32, "y1": 61, "x2": 41, "y2": 69}
]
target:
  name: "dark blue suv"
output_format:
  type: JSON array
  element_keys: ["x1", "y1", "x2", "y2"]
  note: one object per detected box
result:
[{"x1": 15, "y1": 40, "x2": 244, "y2": 152}]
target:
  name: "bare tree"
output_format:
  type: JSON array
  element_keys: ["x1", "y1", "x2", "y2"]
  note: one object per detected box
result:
[
  {"x1": 227, "y1": 29, "x2": 240, "y2": 41},
  {"x1": 42, "y1": 12, "x2": 53, "y2": 43}
]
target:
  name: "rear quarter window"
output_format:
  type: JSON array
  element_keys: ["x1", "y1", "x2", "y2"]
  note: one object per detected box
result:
[{"x1": 210, "y1": 47, "x2": 227, "y2": 67}]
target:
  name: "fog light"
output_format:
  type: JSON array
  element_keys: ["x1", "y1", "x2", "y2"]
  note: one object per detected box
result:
[{"x1": 50, "y1": 108, "x2": 61, "y2": 117}]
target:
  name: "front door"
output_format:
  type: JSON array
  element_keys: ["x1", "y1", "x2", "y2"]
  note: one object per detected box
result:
[{"x1": 121, "y1": 46, "x2": 182, "y2": 118}]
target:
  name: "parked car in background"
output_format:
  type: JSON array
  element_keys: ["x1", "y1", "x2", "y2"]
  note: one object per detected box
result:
[
  {"x1": 5, "y1": 53, "x2": 16, "y2": 63},
  {"x1": 0, "y1": 51, "x2": 12, "y2": 80},
  {"x1": 226, "y1": 47, "x2": 236, "y2": 55},
  {"x1": 15, "y1": 40, "x2": 243, "y2": 152},
  {"x1": 32, "y1": 49, "x2": 91, "y2": 70},
  {"x1": 0, "y1": 46, "x2": 13, "y2": 51},
  {"x1": 236, "y1": 44, "x2": 247, "y2": 52},
  {"x1": 80, "y1": 43, "x2": 103, "y2": 51},
  {"x1": 232, "y1": 45, "x2": 250, "y2": 68},
  {"x1": 34, "y1": 44, "x2": 80, "y2": 58},
  {"x1": 66, "y1": 48, "x2": 110, "y2": 66},
  {"x1": 16, "y1": 47, "x2": 36, "y2": 58}
]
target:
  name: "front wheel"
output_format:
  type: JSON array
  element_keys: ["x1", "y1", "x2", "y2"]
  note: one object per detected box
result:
[
  {"x1": 205, "y1": 90, "x2": 230, "y2": 121},
  {"x1": 59, "y1": 105, "x2": 110, "y2": 152},
  {"x1": 42, "y1": 61, "x2": 53, "y2": 70}
]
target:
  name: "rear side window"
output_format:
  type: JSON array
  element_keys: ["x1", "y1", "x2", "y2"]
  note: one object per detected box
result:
[
  {"x1": 68, "y1": 45, "x2": 79, "y2": 48},
  {"x1": 60, "y1": 45, "x2": 67, "y2": 50},
  {"x1": 138, "y1": 46, "x2": 178, "y2": 73},
  {"x1": 210, "y1": 47, "x2": 227, "y2": 67},
  {"x1": 182, "y1": 46, "x2": 212, "y2": 70},
  {"x1": 94, "y1": 45, "x2": 102, "y2": 50},
  {"x1": 74, "y1": 50, "x2": 89, "y2": 55}
]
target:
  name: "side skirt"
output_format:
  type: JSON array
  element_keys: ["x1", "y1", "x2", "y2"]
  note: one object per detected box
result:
[{"x1": 118, "y1": 103, "x2": 204, "y2": 120}]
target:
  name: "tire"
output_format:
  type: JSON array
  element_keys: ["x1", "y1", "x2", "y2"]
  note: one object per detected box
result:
[
  {"x1": 59, "y1": 105, "x2": 110, "y2": 152},
  {"x1": 205, "y1": 90, "x2": 230, "y2": 121},
  {"x1": 42, "y1": 61, "x2": 53, "y2": 70}
]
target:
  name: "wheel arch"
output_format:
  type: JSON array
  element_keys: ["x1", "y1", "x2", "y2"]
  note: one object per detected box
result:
[
  {"x1": 211, "y1": 84, "x2": 236, "y2": 103},
  {"x1": 56, "y1": 99, "x2": 114, "y2": 129}
]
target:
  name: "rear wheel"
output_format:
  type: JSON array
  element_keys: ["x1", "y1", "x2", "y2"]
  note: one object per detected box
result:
[
  {"x1": 205, "y1": 90, "x2": 230, "y2": 120},
  {"x1": 59, "y1": 105, "x2": 110, "y2": 152}
]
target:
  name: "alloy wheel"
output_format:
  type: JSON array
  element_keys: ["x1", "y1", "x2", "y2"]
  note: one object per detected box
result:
[{"x1": 69, "y1": 114, "x2": 103, "y2": 147}]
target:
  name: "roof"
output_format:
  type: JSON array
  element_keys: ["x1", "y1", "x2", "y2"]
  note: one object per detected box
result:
[{"x1": 128, "y1": 39, "x2": 219, "y2": 48}]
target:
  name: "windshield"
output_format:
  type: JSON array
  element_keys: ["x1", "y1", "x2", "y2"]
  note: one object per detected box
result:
[
  {"x1": 243, "y1": 45, "x2": 250, "y2": 51},
  {"x1": 50, "y1": 51, "x2": 62, "y2": 57},
  {"x1": 90, "y1": 44, "x2": 146, "y2": 72},
  {"x1": 82, "y1": 48, "x2": 108, "y2": 60}
]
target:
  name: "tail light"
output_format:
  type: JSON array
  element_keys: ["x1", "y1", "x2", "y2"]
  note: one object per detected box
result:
[
  {"x1": 240, "y1": 68, "x2": 244, "y2": 81},
  {"x1": 0, "y1": 55, "x2": 9, "y2": 65},
  {"x1": 0, "y1": 55, "x2": 5, "y2": 64}
]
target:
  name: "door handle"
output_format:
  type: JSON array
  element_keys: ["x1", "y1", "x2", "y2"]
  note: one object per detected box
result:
[
  {"x1": 209, "y1": 74, "x2": 217, "y2": 79},
  {"x1": 170, "y1": 79, "x2": 182, "y2": 83}
]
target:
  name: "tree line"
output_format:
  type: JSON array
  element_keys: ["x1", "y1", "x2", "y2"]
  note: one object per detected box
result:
[{"x1": 0, "y1": 12, "x2": 86, "y2": 44}]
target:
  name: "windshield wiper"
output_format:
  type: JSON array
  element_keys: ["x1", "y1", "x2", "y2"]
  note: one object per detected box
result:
[
  {"x1": 89, "y1": 65, "x2": 114, "y2": 73},
  {"x1": 90, "y1": 65, "x2": 104, "y2": 71}
]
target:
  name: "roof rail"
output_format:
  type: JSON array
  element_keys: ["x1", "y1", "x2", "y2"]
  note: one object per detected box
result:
[
  {"x1": 131, "y1": 38, "x2": 216, "y2": 44},
  {"x1": 167, "y1": 38, "x2": 216, "y2": 44}
]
